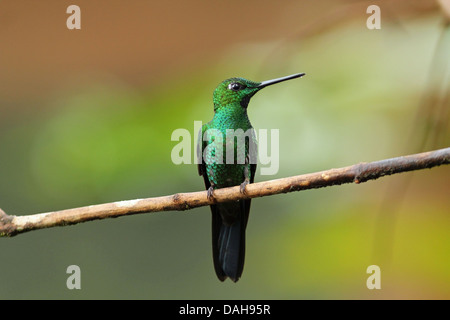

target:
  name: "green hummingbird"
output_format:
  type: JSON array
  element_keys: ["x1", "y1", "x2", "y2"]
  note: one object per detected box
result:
[{"x1": 198, "y1": 73, "x2": 305, "y2": 282}]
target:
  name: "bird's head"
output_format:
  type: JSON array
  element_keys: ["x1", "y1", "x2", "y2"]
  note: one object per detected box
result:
[{"x1": 212, "y1": 73, "x2": 305, "y2": 111}]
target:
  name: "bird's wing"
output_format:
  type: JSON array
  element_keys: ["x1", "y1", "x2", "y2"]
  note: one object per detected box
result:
[
  {"x1": 197, "y1": 123, "x2": 211, "y2": 188},
  {"x1": 243, "y1": 130, "x2": 257, "y2": 229},
  {"x1": 249, "y1": 128, "x2": 258, "y2": 184}
]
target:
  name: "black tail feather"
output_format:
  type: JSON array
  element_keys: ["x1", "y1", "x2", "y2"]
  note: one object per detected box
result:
[{"x1": 211, "y1": 200, "x2": 249, "y2": 282}]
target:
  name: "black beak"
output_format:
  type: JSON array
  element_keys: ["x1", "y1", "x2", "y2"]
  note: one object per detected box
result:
[{"x1": 258, "y1": 73, "x2": 306, "y2": 88}]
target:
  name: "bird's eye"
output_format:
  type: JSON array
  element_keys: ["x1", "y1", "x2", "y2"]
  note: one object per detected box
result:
[{"x1": 228, "y1": 82, "x2": 244, "y2": 91}]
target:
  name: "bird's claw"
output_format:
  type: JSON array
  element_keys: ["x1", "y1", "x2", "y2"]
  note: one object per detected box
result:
[{"x1": 207, "y1": 186, "x2": 215, "y2": 200}]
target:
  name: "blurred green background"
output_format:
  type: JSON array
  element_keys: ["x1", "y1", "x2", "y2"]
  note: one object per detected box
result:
[{"x1": 0, "y1": 0, "x2": 449, "y2": 299}]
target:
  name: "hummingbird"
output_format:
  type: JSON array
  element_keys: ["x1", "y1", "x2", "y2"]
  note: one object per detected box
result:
[{"x1": 198, "y1": 73, "x2": 305, "y2": 282}]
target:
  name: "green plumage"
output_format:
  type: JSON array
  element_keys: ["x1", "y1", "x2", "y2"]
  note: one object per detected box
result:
[
  {"x1": 198, "y1": 73, "x2": 305, "y2": 282},
  {"x1": 202, "y1": 103, "x2": 255, "y2": 189}
]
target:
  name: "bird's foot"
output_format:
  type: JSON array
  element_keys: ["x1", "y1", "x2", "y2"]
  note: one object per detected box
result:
[
  {"x1": 207, "y1": 186, "x2": 215, "y2": 200},
  {"x1": 240, "y1": 179, "x2": 249, "y2": 194}
]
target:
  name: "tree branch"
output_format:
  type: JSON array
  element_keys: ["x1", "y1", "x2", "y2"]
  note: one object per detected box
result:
[{"x1": 1, "y1": 147, "x2": 449, "y2": 237}]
